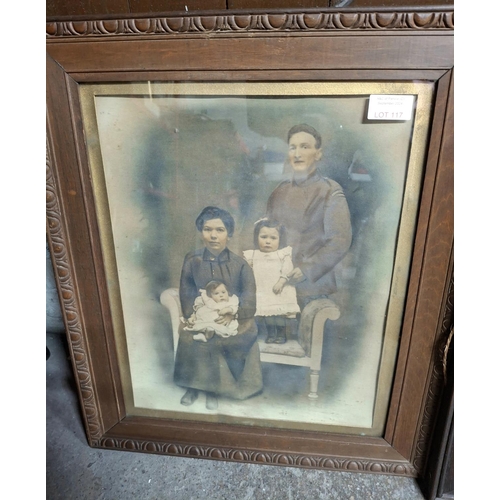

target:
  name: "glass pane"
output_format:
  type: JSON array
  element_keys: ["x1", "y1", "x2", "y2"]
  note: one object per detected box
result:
[{"x1": 81, "y1": 81, "x2": 433, "y2": 436}]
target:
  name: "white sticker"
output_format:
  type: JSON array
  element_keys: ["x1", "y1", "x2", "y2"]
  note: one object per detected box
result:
[{"x1": 367, "y1": 95, "x2": 415, "y2": 121}]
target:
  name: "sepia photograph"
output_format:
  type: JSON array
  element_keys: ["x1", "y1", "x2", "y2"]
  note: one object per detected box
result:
[{"x1": 81, "y1": 82, "x2": 433, "y2": 436}]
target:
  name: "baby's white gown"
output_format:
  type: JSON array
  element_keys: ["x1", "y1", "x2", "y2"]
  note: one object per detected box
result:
[{"x1": 183, "y1": 289, "x2": 239, "y2": 337}]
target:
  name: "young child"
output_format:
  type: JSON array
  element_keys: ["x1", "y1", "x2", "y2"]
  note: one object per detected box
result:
[
  {"x1": 183, "y1": 280, "x2": 239, "y2": 342},
  {"x1": 243, "y1": 218, "x2": 300, "y2": 344}
]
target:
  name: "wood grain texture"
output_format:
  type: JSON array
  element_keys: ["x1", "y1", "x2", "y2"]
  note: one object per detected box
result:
[
  {"x1": 392, "y1": 70, "x2": 454, "y2": 461},
  {"x1": 97, "y1": 437, "x2": 417, "y2": 476},
  {"x1": 46, "y1": 4, "x2": 454, "y2": 477},
  {"x1": 416, "y1": 269, "x2": 453, "y2": 487},
  {"x1": 47, "y1": 54, "x2": 124, "y2": 439},
  {"x1": 384, "y1": 69, "x2": 452, "y2": 444},
  {"x1": 100, "y1": 415, "x2": 417, "y2": 475},
  {"x1": 228, "y1": 0, "x2": 330, "y2": 9},
  {"x1": 406, "y1": 263, "x2": 453, "y2": 482},
  {"x1": 46, "y1": 9, "x2": 454, "y2": 35},
  {"x1": 46, "y1": 0, "x2": 455, "y2": 19},
  {"x1": 46, "y1": 55, "x2": 107, "y2": 444},
  {"x1": 64, "y1": 73, "x2": 130, "y2": 425},
  {"x1": 47, "y1": 0, "x2": 130, "y2": 17},
  {"x1": 410, "y1": 73, "x2": 454, "y2": 467},
  {"x1": 129, "y1": 1, "x2": 226, "y2": 13},
  {"x1": 68, "y1": 68, "x2": 449, "y2": 83},
  {"x1": 47, "y1": 36, "x2": 453, "y2": 76}
]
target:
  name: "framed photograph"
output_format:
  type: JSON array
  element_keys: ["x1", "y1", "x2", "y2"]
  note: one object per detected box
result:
[{"x1": 46, "y1": 4, "x2": 454, "y2": 478}]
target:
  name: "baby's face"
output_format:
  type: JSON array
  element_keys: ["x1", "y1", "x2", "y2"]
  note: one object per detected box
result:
[
  {"x1": 210, "y1": 284, "x2": 229, "y2": 303},
  {"x1": 258, "y1": 226, "x2": 280, "y2": 253}
]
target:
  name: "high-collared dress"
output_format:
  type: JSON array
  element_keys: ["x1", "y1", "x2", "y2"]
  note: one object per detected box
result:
[{"x1": 173, "y1": 247, "x2": 263, "y2": 399}]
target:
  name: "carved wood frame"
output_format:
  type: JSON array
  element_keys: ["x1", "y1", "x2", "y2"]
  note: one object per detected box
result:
[{"x1": 46, "y1": 4, "x2": 454, "y2": 478}]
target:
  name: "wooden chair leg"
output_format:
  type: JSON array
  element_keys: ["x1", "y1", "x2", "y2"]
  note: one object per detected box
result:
[
  {"x1": 308, "y1": 369, "x2": 320, "y2": 399},
  {"x1": 300, "y1": 299, "x2": 341, "y2": 399}
]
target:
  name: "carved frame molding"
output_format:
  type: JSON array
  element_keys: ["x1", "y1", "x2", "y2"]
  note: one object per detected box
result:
[
  {"x1": 47, "y1": 9, "x2": 453, "y2": 37},
  {"x1": 46, "y1": 6, "x2": 454, "y2": 476},
  {"x1": 414, "y1": 268, "x2": 454, "y2": 472},
  {"x1": 46, "y1": 137, "x2": 104, "y2": 445},
  {"x1": 98, "y1": 436, "x2": 418, "y2": 475}
]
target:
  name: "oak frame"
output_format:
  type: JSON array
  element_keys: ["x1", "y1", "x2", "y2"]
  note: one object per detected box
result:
[{"x1": 46, "y1": 4, "x2": 454, "y2": 478}]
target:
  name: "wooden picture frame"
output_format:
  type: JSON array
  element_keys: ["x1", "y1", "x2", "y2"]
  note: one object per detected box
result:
[{"x1": 46, "y1": 3, "x2": 454, "y2": 479}]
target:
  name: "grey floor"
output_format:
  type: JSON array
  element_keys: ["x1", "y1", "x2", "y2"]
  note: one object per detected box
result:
[{"x1": 46, "y1": 329, "x2": 427, "y2": 500}]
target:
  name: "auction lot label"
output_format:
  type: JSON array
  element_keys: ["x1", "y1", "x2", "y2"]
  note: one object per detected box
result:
[{"x1": 368, "y1": 95, "x2": 415, "y2": 120}]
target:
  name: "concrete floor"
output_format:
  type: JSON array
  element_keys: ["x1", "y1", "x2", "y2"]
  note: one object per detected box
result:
[{"x1": 46, "y1": 329, "x2": 428, "y2": 499}]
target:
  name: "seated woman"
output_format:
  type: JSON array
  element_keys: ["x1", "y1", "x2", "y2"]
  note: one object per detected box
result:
[{"x1": 173, "y1": 206, "x2": 263, "y2": 410}]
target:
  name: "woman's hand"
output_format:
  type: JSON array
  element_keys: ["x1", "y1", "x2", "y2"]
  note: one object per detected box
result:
[
  {"x1": 215, "y1": 308, "x2": 235, "y2": 326},
  {"x1": 185, "y1": 314, "x2": 196, "y2": 327}
]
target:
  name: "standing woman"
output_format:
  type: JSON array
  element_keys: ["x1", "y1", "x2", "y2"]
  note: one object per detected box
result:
[{"x1": 174, "y1": 206, "x2": 263, "y2": 410}]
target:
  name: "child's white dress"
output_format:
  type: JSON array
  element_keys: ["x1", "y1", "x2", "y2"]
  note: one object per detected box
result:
[
  {"x1": 243, "y1": 247, "x2": 300, "y2": 317},
  {"x1": 183, "y1": 289, "x2": 239, "y2": 337}
]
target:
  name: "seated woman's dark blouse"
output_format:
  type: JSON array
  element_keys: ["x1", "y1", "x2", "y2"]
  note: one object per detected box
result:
[
  {"x1": 174, "y1": 247, "x2": 263, "y2": 400},
  {"x1": 179, "y1": 247, "x2": 256, "y2": 321}
]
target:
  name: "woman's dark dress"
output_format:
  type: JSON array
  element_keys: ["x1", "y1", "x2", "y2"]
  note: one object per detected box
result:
[{"x1": 173, "y1": 247, "x2": 263, "y2": 399}]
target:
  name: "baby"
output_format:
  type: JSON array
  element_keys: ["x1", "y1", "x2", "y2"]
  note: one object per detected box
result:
[{"x1": 183, "y1": 280, "x2": 239, "y2": 342}]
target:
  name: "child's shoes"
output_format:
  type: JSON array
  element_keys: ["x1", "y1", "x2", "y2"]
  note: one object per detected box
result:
[
  {"x1": 265, "y1": 324, "x2": 277, "y2": 343},
  {"x1": 274, "y1": 327, "x2": 287, "y2": 344}
]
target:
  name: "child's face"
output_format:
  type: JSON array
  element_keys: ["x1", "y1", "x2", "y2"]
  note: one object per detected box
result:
[
  {"x1": 210, "y1": 284, "x2": 229, "y2": 303},
  {"x1": 258, "y1": 226, "x2": 280, "y2": 253}
]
